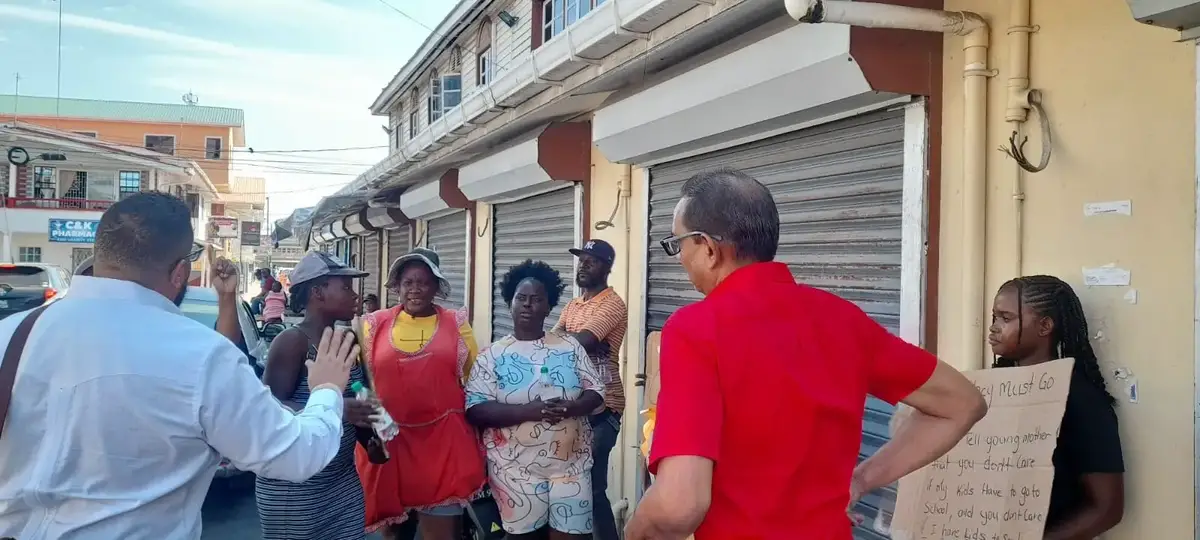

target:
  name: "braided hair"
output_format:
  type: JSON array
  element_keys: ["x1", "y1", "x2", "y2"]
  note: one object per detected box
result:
[{"x1": 991, "y1": 275, "x2": 1115, "y2": 405}]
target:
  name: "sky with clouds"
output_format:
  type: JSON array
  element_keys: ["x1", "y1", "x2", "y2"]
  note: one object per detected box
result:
[{"x1": 0, "y1": 0, "x2": 455, "y2": 221}]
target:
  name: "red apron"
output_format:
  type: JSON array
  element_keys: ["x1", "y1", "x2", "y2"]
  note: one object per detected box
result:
[{"x1": 356, "y1": 305, "x2": 486, "y2": 530}]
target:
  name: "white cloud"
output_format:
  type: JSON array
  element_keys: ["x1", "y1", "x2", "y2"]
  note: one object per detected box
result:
[{"x1": 0, "y1": 2, "x2": 430, "y2": 216}]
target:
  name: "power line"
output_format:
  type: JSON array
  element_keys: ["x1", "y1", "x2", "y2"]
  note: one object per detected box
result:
[{"x1": 375, "y1": 0, "x2": 438, "y2": 34}]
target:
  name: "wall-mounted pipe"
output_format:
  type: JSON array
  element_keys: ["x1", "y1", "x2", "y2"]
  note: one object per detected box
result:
[
  {"x1": 1006, "y1": 0, "x2": 1033, "y2": 277},
  {"x1": 785, "y1": 0, "x2": 992, "y2": 369}
]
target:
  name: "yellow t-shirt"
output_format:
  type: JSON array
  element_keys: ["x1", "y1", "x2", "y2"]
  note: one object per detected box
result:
[{"x1": 363, "y1": 308, "x2": 479, "y2": 383}]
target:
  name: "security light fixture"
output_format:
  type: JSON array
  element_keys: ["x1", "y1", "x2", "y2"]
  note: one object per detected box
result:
[{"x1": 497, "y1": 10, "x2": 518, "y2": 27}]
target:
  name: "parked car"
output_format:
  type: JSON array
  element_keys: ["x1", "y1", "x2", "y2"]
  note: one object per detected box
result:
[
  {"x1": 0, "y1": 263, "x2": 71, "y2": 320},
  {"x1": 177, "y1": 287, "x2": 269, "y2": 479}
]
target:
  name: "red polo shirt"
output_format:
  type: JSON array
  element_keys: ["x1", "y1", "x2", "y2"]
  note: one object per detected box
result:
[{"x1": 647, "y1": 262, "x2": 936, "y2": 539}]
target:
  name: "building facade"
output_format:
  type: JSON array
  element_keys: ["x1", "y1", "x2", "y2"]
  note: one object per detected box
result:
[
  {"x1": 1, "y1": 122, "x2": 222, "y2": 278},
  {"x1": 0, "y1": 95, "x2": 245, "y2": 191},
  {"x1": 310, "y1": 0, "x2": 1199, "y2": 537}
]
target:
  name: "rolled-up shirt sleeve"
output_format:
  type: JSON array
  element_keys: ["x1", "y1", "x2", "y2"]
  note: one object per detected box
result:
[{"x1": 197, "y1": 343, "x2": 344, "y2": 483}]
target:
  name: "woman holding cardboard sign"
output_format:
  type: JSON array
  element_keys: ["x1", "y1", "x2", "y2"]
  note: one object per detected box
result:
[{"x1": 988, "y1": 275, "x2": 1125, "y2": 539}]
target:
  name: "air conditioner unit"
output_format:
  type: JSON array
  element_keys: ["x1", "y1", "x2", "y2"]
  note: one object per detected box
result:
[{"x1": 1127, "y1": 0, "x2": 1200, "y2": 37}]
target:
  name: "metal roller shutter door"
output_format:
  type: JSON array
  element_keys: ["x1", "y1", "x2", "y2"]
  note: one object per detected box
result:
[
  {"x1": 360, "y1": 232, "x2": 381, "y2": 302},
  {"x1": 385, "y1": 227, "x2": 411, "y2": 308},
  {"x1": 427, "y1": 211, "x2": 469, "y2": 313},
  {"x1": 491, "y1": 187, "x2": 576, "y2": 341},
  {"x1": 646, "y1": 108, "x2": 907, "y2": 540}
]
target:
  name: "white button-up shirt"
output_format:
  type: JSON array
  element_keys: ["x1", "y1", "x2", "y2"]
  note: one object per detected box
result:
[{"x1": 0, "y1": 277, "x2": 345, "y2": 539}]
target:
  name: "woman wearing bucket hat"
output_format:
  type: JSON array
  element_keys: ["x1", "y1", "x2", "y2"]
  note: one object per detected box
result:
[
  {"x1": 357, "y1": 247, "x2": 487, "y2": 539},
  {"x1": 256, "y1": 252, "x2": 374, "y2": 540}
]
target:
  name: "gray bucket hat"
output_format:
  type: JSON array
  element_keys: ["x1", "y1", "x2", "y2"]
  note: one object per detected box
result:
[
  {"x1": 388, "y1": 247, "x2": 450, "y2": 296},
  {"x1": 290, "y1": 251, "x2": 368, "y2": 286}
]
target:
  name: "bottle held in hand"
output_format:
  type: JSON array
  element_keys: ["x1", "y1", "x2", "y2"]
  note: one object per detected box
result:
[{"x1": 351, "y1": 382, "x2": 399, "y2": 442}]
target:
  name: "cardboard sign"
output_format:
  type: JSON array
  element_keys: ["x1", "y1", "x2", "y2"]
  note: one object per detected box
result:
[{"x1": 890, "y1": 358, "x2": 1075, "y2": 540}]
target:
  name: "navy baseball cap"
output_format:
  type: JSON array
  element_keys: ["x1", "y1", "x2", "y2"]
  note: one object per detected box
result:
[
  {"x1": 569, "y1": 239, "x2": 616, "y2": 264},
  {"x1": 290, "y1": 251, "x2": 368, "y2": 286}
]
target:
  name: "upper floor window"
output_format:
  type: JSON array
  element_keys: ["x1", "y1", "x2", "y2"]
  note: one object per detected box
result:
[
  {"x1": 32, "y1": 166, "x2": 55, "y2": 199},
  {"x1": 542, "y1": 0, "x2": 606, "y2": 43},
  {"x1": 64, "y1": 172, "x2": 88, "y2": 199},
  {"x1": 145, "y1": 134, "x2": 176, "y2": 155},
  {"x1": 427, "y1": 68, "x2": 463, "y2": 124},
  {"x1": 408, "y1": 88, "x2": 420, "y2": 139},
  {"x1": 477, "y1": 19, "x2": 493, "y2": 86},
  {"x1": 205, "y1": 137, "x2": 223, "y2": 160},
  {"x1": 119, "y1": 171, "x2": 142, "y2": 199},
  {"x1": 428, "y1": 69, "x2": 442, "y2": 124}
]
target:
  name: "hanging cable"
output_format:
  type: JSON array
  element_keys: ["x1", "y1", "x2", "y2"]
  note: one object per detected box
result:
[{"x1": 1000, "y1": 89, "x2": 1053, "y2": 173}]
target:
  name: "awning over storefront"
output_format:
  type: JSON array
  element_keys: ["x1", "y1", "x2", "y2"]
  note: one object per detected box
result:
[
  {"x1": 343, "y1": 209, "x2": 378, "y2": 236},
  {"x1": 592, "y1": 23, "x2": 901, "y2": 164},
  {"x1": 399, "y1": 170, "x2": 470, "y2": 220},
  {"x1": 365, "y1": 206, "x2": 410, "y2": 229},
  {"x1": 457, "y1": 122, "x2": 591, "y2": 203},
  {"x1": 330, "y1": 218, "x2": 351, "y2": 239}
]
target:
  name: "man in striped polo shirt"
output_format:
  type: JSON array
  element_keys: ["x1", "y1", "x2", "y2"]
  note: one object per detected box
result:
[{"x1": 555, "y1": 238, "x2": 628, "y2": 540}]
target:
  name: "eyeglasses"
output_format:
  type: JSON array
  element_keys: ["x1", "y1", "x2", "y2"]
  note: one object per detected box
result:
[
  {"x1": 174, "y1": 245, "x2": 205, "y2": 269},
  {"x1": 659, "y1": 231, "x2": 722, "y2": 257}
]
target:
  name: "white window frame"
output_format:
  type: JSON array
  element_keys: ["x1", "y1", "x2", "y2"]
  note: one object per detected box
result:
[
  {"x1": 144, "y1": 134, "x2": 177, "y2": 156},
  {"x1": 542, "y1": 0, "x2": 606, "y2": 43},
  {"x1": 32, "y1": 166, "x2": 56, "y2": 199},
  {"x1": 476, "y1": 47, "x2": 491, "y2": 86},
  {"x1": 428, "y1": 70, "x2": 443, "y2": 124},
  {"x1": 441, "y1": 73, "x2": 462, "y2": 114},
  {"x1": 205, "y1": 136, "x2": 223, "y2": 160},
  {"x1": 118, "y1": 170, "x2": 142, "y2": 198},
  {"x1": 18, "y1": 247, "x2": 42, "y2": 263}
]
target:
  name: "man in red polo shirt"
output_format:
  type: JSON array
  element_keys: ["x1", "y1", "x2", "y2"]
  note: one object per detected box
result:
[{"x1": 624, "y1": 168, "x2": 987, "y2": 540}]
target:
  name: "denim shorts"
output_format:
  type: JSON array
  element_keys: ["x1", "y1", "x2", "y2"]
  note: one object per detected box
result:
[{"x1": 419, "y1": 503, "x2": 465, "y2": 517}]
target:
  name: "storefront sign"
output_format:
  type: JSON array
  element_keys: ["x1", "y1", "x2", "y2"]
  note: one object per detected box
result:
[
  {"x1": 207, "y1": 216, "x2": 239, "y2": 239},
  {"x1": 48, "y1": 219, "x2": 99, "y2": 244},
  {"x1": 240, "y1": 221, "x2": 261, "y2": 246}
]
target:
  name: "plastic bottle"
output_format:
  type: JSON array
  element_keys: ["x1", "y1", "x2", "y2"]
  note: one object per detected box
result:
[{"x1": 351, "y1": 381, "x2": 399, "y2": 442}]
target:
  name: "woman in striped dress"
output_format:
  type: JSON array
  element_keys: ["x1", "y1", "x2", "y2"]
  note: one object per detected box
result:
[{"x1": 256, "y1": 252, "x2": 376, "y2": 539}]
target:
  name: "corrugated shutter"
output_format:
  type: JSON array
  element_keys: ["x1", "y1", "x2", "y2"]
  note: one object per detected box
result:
[
  {"x1": 385, "y1": 227, "x2": 411, "y2": 308},
  {"x1": 427, "y1": 211, "x2": 469, "y2": 313},
  {"x1": 646, "y1": 108, "x2": 906, "y2": 540},
  {"x1": 491, "y1": 187, "x2": 576, "y2": 341},
  {"x1": 360, "y1": 231, "x2": 382, "y2": 302}
]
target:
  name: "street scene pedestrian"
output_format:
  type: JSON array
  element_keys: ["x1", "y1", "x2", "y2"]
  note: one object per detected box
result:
[
  {"x1": 988, "y1": 276, "x2": 1126, "y2": 539},
  {"x1": 0, "y1": 192, "x2": 360, "y2": 539},
  {"x1": 256, "y1": 251, "x2": 372, "y2": 540},
  {"x1": 624, "y1": 168, "x2": 988, "y2": 540},
  {"x1": 466, "y1": 259, "x2": 606, "y2": 539},
  {"x1": 553, "y1": 239, "x2": 628, "y2": 540},
  {"x1": 357, "y1": 248, "x2": 486, "y2": 539}
]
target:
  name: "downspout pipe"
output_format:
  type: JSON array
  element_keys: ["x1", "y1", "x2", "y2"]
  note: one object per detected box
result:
[
  {"x1": 1006, "y1": 0, "x2": 1033, "y2": 278},
  {"x1": 784, "y1": 0, "x2": 992, "y2": 369}
]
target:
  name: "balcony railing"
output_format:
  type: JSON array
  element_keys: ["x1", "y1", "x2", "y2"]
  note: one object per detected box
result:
[{"x1": 3, "y1": 197, "x2": 115, "y2": 211}]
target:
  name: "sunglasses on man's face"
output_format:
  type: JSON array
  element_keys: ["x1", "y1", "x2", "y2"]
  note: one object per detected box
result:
[
  {"x1": 174, "y1": 246, "x2": 205, "y2": 269},
  {"x1": 659, "y1": 231, "x2": 722, "y2": 257}
]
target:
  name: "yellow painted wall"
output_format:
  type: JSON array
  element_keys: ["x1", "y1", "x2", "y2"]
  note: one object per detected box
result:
[
  {"x1": 938, "y1": 1, "x2": 1195, "y2": 537},
  {"x1": 472, "y1": 203, "x2": 495, "y2": 350}
]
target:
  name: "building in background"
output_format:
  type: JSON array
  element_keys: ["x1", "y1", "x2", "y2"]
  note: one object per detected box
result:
[
  {"x1": 1, "y1": 122, "x2": 221, "y2": 274},
  {"x1": 218, "y1": 176, "x2": 267, "y2": 288},
  {"x1": 0, "y1": 94, "x2": 245, "y2": 191}
]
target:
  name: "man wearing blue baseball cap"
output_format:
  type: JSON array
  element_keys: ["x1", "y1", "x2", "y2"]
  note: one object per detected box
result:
[{"x1": 553, "y1": 238, "x2": 628, "y2": 540}]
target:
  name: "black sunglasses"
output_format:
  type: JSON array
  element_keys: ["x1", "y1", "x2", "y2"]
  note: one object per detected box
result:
[
  {"x1": 659, "y1": 231, "x2": 722, "y2": 257},
  {"x1": 176, "y1": 246, "x2": 204, "y2": 268}
]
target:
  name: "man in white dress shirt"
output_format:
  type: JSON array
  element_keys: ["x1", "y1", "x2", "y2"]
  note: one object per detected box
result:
[{"x1": 0, "y1": 192, "x2": 360, "y2": 539}]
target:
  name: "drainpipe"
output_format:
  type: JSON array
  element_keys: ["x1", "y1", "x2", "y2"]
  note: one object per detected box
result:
[
  {"x1": 784, "y1": 0, "x2": 991, "y2": 368},
  {"x1": 1006, "y1": 0, "x2": 1033, "y2": 277}
]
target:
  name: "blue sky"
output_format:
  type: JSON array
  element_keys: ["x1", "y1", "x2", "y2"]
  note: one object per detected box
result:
[{"x1": 0, "y1": 0, "x2": 455, "y2": 219}]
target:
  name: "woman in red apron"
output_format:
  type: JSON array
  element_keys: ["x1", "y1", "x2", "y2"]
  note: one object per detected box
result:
[{"x1": 357, "y1": 248, "x2": 486, "y2": 540}]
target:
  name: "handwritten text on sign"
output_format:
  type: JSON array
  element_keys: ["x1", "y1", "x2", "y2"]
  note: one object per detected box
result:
[{"x1": 891, "y1": 358, "x2": 1074, "y2": 540}]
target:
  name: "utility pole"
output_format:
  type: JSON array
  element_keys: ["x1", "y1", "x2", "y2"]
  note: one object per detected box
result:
[
  {"x1": 13, "y1": 73, "x2": 20, "y2": 119},
  {"x1": 265, "y1": 196, "x2": 272, "y2": 269},
  {"x1": 55, "y1": 0, "x2": 63, "y2": 119}
]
